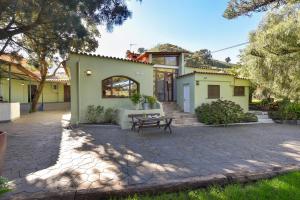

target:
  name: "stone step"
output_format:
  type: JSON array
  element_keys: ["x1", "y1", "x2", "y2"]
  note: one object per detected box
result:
[
  {"x1": 258, "y1": 119, "x2": 274, "y2": 123},
  {"x1": 249, "y1": 110, "x2": 269, "y2": 115},
  {"x1": 256, "y1": 115, "x2": 270, "y2": 119},
  {"x1": 162, "y1": 102, "x2": 200, "y2": 126}
]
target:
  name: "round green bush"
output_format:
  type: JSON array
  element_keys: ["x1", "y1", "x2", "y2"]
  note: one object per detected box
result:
[{"x1": 195, "y1": 100, "x2": 245, "y2": 125}]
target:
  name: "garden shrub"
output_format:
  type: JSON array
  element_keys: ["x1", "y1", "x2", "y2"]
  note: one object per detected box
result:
[
  {"x1": 0, "y1": 177, "x2": 10, "y2": 197},
  {"x1": 104, "y1": 108, "x2": 118, "y2": 124},
  {"x1": 268, "y1": 101, "x2": 300, "y2": 121},
  {"x1": 195, "y1": 100, "x2": 245, "y2": 125},
  {"x1": 241, "y1": 112, "x2": 258, "y2": 122},
  {"x1": 86, "y1": 105, "x2": 104, "y2": 123}
]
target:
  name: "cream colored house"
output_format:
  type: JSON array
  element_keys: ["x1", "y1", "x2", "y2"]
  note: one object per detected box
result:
[
  {"x1": 67, "y1": 51, "x2": 250, "y2": 126},
  {"x1": 0, "y1": 54, "x2": 70, "y2": 117}
]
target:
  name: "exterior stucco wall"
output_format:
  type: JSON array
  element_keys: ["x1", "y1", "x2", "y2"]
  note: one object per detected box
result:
[
  {"x1": 67, "y1": 54, "x2": 154, "y2": 124},
  {"x1": 177, "y1": 74, "x2": 250, "y2": 113},
  {"x1": 0, "y1": 102, "x2": 20, "y2": 122},
  {"x1": 0, "y1": 78, "x2": 65, "y2": 103},
  {"x1": 176, "y1": 75, "x2": 195, "y2": 112}
]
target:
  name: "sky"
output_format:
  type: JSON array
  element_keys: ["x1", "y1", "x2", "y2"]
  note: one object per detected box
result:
[{"x1": 96, "y1": 0, "x2": 265, "y2": 63}]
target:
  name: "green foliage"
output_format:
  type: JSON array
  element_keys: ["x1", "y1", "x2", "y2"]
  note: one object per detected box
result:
[
  {"x1": 148, "y1": 43, "x2": 189, "y2": 53},
  {"x1": 223, "y1": 0, "x2": 298, "y2": 19},
  {"x1": 86, "y1": 105, "x2": 118, "y2": 124},
  {"x1": 119, "y1": 172, "x2": 300, "y2": 200},
  {"x1": 0, "y1": 177, "x2": 10, "y2": 197},
  {"x1": 104, "y1": 108, "x2": 118, "y2": 124},
  {"x1": 86, "y1": 105, "x2": 104, "y2": 123},
  {"x1": 147, "y1": 96, "x2": 157, "y2": 108},
  {"x1": 195, "y1": 100, "x2": 245, "y2": 125},
  {"x1": 268, "y1": 100, "x2": 300, "y2": 120},
  {"x1": 0, "y1": 0, "x2": 136, "y2": 54},
  {"x1": 239, "y1": 5, "x2": 300, "y2": 101},
  {"x1": 225, "y1": 57, "x2": 231, "y2": 63},
  {"x1": 149, "y1": 43, "x2": 232, "y2": 69},
  {"x1": 241, "y1": 112, "x2": 258, "y2": 122},
  {"x1": 185, "y1": 49, "x2": 213, "y2": 66},
  {"x1": 130, "y1": 93, "x2": 142, "y2": 105}
]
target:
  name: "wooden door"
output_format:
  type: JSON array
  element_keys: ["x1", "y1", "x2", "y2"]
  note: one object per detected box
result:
[
  {"x1": 64, "y1": 85, "x2": 71, "y2": 102},
  {"x1": 183, "y1": 84, "x2": 190, "y2": 112}
]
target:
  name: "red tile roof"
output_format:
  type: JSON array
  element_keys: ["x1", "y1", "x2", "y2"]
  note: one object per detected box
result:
[
  {"x1": 177, "y1": 71, "x2": 249, "y2": 80},
  {"x1": 72, "y1": 52, "x2": 153, "y2": 65}
]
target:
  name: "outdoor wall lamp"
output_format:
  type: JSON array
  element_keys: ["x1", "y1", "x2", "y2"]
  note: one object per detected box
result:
[{"x1": 85, "y1": 70, "x2": 92, "y2": 76}]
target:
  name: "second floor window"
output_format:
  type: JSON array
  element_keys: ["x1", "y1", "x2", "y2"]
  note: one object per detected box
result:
[
  {"x1": 152, "y1": 55, "x2": 178, "y2": 66},
  {"x1": 102, "y1": 76, "x2": 139, "y2": 98}
]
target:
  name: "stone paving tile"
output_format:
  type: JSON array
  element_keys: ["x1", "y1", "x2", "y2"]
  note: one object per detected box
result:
[{"x1": 2, "y1": 112, "x2": 300, "y2": 199}]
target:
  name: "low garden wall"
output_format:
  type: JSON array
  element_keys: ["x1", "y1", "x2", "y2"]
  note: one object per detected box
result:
[
  {"x1": 118, "y1": 102, "x2": 165, "y2": 129},
  {"x1": 20, "y1": 102, "x2": 70, "y2": 113},
  {"x1": 0, "y1": 102, "x2": 20, "y2": 122}
]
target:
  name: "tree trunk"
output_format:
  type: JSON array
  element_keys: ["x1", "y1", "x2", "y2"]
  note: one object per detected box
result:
[
  {"x1": 30, "y1": 58, "x2": 48, "y2": 112},
  {"x1": 31, "y1": 76, "x2": 46, "y2": 112}
]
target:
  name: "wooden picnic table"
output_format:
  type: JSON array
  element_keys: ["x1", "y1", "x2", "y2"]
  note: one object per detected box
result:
[{"x1": 134, "y1": 116, "x2": 173, "y2": 133}]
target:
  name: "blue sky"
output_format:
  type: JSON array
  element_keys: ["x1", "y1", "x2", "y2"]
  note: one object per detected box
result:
[{"x1": 96, "y1": 0, "x2": 265, "y2": 63}]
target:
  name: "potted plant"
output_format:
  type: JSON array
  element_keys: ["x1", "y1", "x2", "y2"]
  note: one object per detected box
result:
[
  {"x1": 130, "y1": 93, "x2": 142, "y2": 110},
  {"x1": 141, "y1": 95, "x2": 149, "y2": 110},
  {"x1": 0, "y1": 131, "x2": 7, "y2": 175},
  {"x1": 147, "y1": 96, "x2": 157, "y2": 109}
]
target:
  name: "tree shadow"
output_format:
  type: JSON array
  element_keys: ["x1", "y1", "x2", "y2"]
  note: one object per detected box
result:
[{"x1": 3, "y1": 123, "x2": 300, "y2": 199}]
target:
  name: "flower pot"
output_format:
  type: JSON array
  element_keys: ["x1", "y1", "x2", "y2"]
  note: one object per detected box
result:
[
  {"x1": 142, "y1": 103, "x2": 150, "y2": 110},
  {"x1": 0, "y1": 131, "x2": 7, "y2": 175},
  {"x1": 135, "y1": 104, "x2": 140, "y2": 110}
]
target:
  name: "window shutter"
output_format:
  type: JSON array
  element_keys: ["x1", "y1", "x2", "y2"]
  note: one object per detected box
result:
[{"x1": 208, "y1": 85, "x2": 220, "y2": 99}]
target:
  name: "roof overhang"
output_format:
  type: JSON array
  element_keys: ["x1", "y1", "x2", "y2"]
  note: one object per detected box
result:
[{"x1": 153, "y1": 64, "x2": 179, "y2": 69}]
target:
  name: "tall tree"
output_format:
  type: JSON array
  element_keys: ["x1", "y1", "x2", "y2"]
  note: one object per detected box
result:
[
  {"x1": 148, "y1": 43, "x2": 189, "y2": 53},
  {"x1": 9, "y1": 0, "x2": 137, "y2": 112},
  {"x1": 239, "y1": 5, "x2": 300, "y2": 100},
  {"x1": 185, "y1": 49, "x2": 213, "y2": 67},
  {"x1": 137, "y1": 47, "x2": 146, "y2": 54},
  {"x1": 223, "y1": 0, "x2": 299, "y2": 19},
  {"x1": 225, "y1": 57, "x2": 231, "y2": 63},
  {"x1": 0, "y1": 0, "x2": 135, "y2": 54}
]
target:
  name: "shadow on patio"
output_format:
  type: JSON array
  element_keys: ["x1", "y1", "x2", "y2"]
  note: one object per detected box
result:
[{"x1": 3, "y1": 120, "x2": 300, "y2": 199}]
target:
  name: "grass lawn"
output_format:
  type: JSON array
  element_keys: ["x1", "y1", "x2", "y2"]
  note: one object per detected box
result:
[{"x1": 120, "y1": 172, "x2": 300, "y2": 200}]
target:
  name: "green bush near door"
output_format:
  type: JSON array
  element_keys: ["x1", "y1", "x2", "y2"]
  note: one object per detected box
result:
[{"x1": 195, "y1": 100, "x2": 257, "y2": 125}]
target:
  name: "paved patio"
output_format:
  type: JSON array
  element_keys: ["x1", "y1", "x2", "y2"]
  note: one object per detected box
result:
[{"x1": 2, "y1": 111, "x2": 300, "y2": 199}]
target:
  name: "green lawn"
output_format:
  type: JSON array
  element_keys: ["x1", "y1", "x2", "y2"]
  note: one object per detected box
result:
[{"x1": 120, "y1": 172, "x2": 300, "y2": 200}]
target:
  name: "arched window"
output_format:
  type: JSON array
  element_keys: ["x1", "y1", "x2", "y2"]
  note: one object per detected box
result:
[{"x1": 102, "y1": 76, "x2": 139, "y2": 98}]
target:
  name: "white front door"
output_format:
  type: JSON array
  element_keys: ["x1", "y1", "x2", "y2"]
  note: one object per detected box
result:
[{"x1": 183, "y1": 85, "x2": 190, "y2": 112}]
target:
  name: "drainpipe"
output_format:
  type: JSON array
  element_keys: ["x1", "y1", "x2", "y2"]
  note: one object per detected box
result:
[
  {"x1": 76, "y1": 60, "x2": 80, "y2": 125},
  {"x1": 8, "y1": 64, "x2": 11, "y2": 103},
  {"x1": 0, "y1": 62, "x2": 2, "y2": 100}
]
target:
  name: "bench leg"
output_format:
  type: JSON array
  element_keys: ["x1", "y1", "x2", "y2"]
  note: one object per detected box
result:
[
  {"x1": 138, "y1": 121, "x2": 143, "y2": 134},
  {"x1": 164, "y1": 119, "x2": 173, "y2": 134}
]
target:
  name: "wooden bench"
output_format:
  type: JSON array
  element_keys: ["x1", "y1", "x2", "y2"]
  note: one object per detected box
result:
[
  {"x1": 128, "y1": 113, "x2": 160, "y2": 131},
  {"x1": 128, "y1": 113, "x2": 173, "y2": 133}
]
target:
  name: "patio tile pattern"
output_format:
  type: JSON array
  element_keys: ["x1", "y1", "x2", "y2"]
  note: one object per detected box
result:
[{"x1": 2, "y1": 111, "x2": 300, "y2": 199}]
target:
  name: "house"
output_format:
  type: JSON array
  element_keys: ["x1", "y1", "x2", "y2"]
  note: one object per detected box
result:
[
  {"x1": 0, "y1": 54, "x2": 70, "y2": 119},
  {"x1": 67, "y1": 53, "x2": 156, "y2": 125},
  {"x1": 126, "y1": 50, "x2": 250, "y2": 112},
  {"x1": 67, "y1": 51, "x2": 249, "y2": 127}
]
